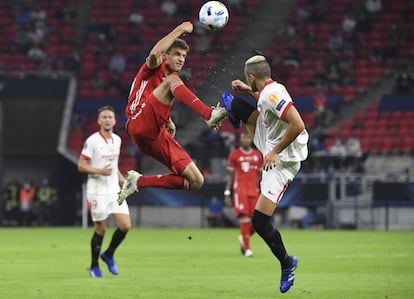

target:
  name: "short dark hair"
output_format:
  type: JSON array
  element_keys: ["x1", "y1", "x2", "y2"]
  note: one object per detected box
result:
[
  {"x1": 166, "y1": 38, "x2": 190, "y2": 53},
  {"x1": 98, "y1": 105, "x2": 115, "y2": 114}
]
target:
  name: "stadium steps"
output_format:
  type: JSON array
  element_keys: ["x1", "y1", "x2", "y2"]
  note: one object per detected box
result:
[
  {"x1": 311, "y1": 69, "x2": 399, "y2": 138},
  {"x1": 72, "y1": 0, "x2": 92, "y2": 49}
]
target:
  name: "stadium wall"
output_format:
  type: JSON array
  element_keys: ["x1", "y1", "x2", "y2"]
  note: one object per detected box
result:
[
  {"x1": 0, "y1": 77, "x2": 68, "y2": 182},
  {"x1": 0, "y1": 77, "x2": 72, "y2": 224},
  {"x1": 116, "y1": 180, "x2": 414, "y2": 230}
]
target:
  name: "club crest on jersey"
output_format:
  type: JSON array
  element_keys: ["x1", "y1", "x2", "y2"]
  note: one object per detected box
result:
[{"x1": 276, "y1": 99, "x2": 286, "y2": 111}]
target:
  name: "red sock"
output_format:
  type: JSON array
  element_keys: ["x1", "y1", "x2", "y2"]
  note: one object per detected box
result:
[
  {"x1": 240, "y1": 217, "x2": 251, "y2": 250},
  {"x1": 137, "y1": 174, "x2": 190, "y2": 190},
  {"x1": 171, "y1": 81, "x2": 212, "y2": 120},
  {"x1": 249, "y1": 223, "x2": 255, "y2": 236}
]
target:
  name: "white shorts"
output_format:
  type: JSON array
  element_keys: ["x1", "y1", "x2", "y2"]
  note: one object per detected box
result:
[
  {"x1": 260, "y1": 160, "x2": 301, "y2": 205},
  {"x1": 87, "y1": 193, "x2": 129, "y2": 222}
]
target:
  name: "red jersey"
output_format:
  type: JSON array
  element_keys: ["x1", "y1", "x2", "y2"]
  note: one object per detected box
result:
[
  {"x1": 228, "y1": 148, "x2": 263, "y2": 197},
  {"x1": 126, "y1": 60, "x2": 177, "y2": 119}
]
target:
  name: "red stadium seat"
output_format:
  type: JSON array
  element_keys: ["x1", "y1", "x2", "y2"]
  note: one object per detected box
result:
[
  {"x1": 69, "y1": 130, "x2": 84, "y2": 141},
  {"x1": 68, "y1": 138, "x2": 84, "y2": 154},
  {"x1": 119, "y1": 157, "x2": 137, "y2": 174},
  {"x1": 353, "y1": 111, "x2": 365, "y2": 123},
  {"x1": 342, "y1": 86, "x2": 356, "y2": 102}
]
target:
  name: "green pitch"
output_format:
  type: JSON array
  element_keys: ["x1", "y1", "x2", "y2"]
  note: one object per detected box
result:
[{"x1": 0, "y1": 228, "x2": 413, "y2": 299}]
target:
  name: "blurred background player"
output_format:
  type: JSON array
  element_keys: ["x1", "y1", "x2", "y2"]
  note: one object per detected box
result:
[
  {"x1": 35, "y1": 178, "x2": 57, "y2": 226},
  {"x1": 118, "y1": 22, "x2": 227, "y2": 204},
  {"x1": 224, "y1": 130, "x2": 262, "y2": 257},
  {"x1": 18, "y1": 181, "x2": 35, "y2": 226},
  {"x1": 78, "y1": 106, "x2": 130, "y2": 278},
  {"x1": 223, "y1": 55, "x2": 308, "y2": 293}
]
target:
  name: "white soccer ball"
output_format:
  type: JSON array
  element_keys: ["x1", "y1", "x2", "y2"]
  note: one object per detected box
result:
[{"x1": 199, "y1": 1, "x2": 229, "y2": 31}]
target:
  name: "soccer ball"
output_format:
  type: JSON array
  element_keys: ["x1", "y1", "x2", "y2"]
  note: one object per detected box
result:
[{"x1": 199, "y1": 1, "x2": 229, "y2": 31}]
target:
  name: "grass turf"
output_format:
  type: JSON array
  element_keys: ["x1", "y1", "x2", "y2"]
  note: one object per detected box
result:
[{"x1": 0, "y1": 228, "x2": 413, "y2": 299}]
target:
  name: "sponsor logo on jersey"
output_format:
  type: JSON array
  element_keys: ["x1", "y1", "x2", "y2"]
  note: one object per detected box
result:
[{"x1": 269, "y1": 94, "x2": 278, "y2": 104}]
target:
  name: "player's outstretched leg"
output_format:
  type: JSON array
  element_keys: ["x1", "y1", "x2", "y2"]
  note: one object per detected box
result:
[
  {"x1": 100, "y1": 252, "x2": 119, "y2": 275},
  {"x1": 221, "y1": 92, "x2": 241, "y2": 129},
  {"x1": 280, "y1": 256, "x2": 298, "y2": 293},
  {"x1": 205, "y1": 102, "x2": 227, "y2": 130},
  {"x1": 118, "y1": 170, "x2": 142, "y2": 205},
  {"x1": 221, "y1": 93, "x2": 257, "y2": 130}
]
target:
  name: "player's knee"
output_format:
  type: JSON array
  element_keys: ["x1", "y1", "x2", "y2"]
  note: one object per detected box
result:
[
  {"x1": 118, "y1": 222, "x2": 131, "y2": 232},
  {"x1": 231, "y1": 98, "x2": 256, "y2": 124},
  {"x1": 120, "y1": 227, "x2": 130, "y2": 233},
  {"x1": 94, "y1": 221, "x2": 106, "y2": 235},
  {"x1": 252, "y1": 210, "x2": 272, "y2": 239}
]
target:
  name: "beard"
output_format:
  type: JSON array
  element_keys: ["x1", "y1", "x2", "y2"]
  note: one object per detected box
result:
[{"x1": 251, "y1": 83, "x2": 258, "y2": 92}]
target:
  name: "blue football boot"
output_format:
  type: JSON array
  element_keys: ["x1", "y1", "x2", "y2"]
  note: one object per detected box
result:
[
  {"x1": 221, "y1": 92, "x2": 241, "y2": 129},
  {"x1": 280, "y1": 256, "x2": 298, "y2": 293}
]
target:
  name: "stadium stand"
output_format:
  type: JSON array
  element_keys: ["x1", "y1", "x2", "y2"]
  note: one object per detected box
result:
[
  {"x1": 0, "y1": 0, "x2": 79, "y2": 78},
  {"x1": 323, "y1": 95, "x2": 414, "y2": 155},
  {"x1": 261, "y1": 0, "x2": 414, "y2": 130}
]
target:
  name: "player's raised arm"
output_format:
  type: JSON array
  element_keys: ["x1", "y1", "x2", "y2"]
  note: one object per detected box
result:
[
  {"x1": 147, "y1": 21, "x2": 193, "y2": 69},
  {"x1": 231, "y1": 79, "x2": 259, "y2": 100}
]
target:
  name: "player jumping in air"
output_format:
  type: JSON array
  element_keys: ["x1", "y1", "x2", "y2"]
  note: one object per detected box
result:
[
  {"x1": 117, "y1": 22, "x2": 227, "y2": 204},
  {"x1": 222, "y1": 55, "x2": 309, "y2": 293}
]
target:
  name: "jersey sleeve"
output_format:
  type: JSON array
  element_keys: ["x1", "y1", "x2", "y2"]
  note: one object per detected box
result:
[
  {"x1": 115, "y1": 134, "x2": 122, "y2": 147},
  {"x1": 142, "y1": 59, "x2": 166, "y2": 79},
  {"x1": 227, "y1": 151, "x2": 237, "y2": 170},
  {"x1": 265, "y1": 86, "x2": 293, "y2": 121},
  {"x1": 137, "y1": 62, "x2": 153, "y2": 80},
  {"x1": 80, "y1": 136, "x2": 93, "y2": 160}
]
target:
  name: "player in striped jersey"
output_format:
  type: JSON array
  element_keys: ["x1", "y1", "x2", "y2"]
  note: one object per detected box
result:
[{"x1": 118, "y1": 22, "x2": 227, "y2": 205}]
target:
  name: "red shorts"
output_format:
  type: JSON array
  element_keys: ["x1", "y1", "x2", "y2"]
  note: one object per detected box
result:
[
  {"x1": 233, "y1": 193, "x2": 259, "y2": 217},
  {"x1": 127, "y1": 94, "x2": 192, "y2": 174}
]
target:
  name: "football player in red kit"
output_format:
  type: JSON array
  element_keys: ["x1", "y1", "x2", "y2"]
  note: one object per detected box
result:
[
  {"x1": 118, "y1": 22, "x2": 227, "y2": 204},
  {"x1": 225, "y1": 130, "x2": 263, "y2": 257}
]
